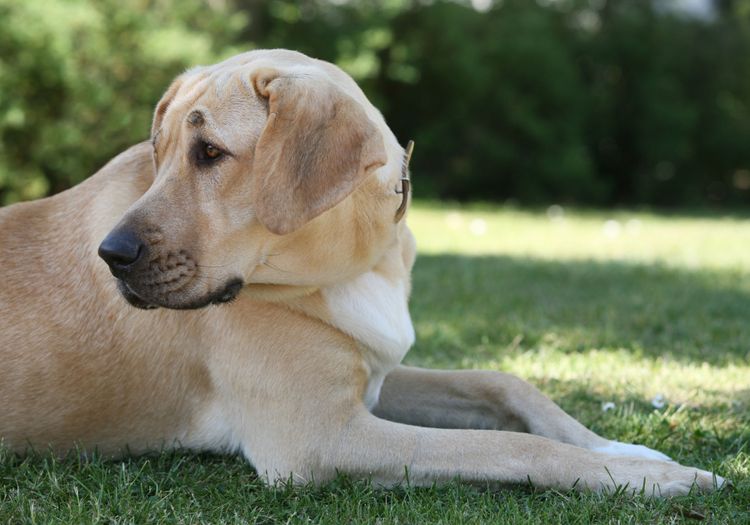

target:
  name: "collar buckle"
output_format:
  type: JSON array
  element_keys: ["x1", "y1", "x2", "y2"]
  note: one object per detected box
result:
[{"x1": 394, "y1": 140, "x2": 414, "y2": 223}]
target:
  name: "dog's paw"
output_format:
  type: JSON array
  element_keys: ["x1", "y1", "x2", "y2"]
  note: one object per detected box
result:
[
  {"x1": 593, "y1": 456, "x2": 727, "y2": 497},
  {"x1": 644, "y1": 467, "x2": 727, "y2": 497},
  {"x1": 594, "y1": 440, "x2": 672, "y2": 462}
]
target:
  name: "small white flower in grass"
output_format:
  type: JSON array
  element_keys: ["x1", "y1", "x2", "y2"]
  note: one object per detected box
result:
[
  {"x1": 602, "y1": 219, "x2": 621, "y2": 239},
  {"x1": 602, "y1": 401, "x2": 616, "y2": 412},
  {"x1": 651, "y1": 394, "x2": 666, "y2": 409},
  {"x1": 469, "y1": 218, "x2": 487, "y2": 236}
]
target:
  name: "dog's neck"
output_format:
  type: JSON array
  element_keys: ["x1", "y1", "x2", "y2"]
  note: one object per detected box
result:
[
  {"x1": 319, "y1": 263, "x2": 415, "y2": 408},
  {"x1": 249, "y1": 233, "x2": 416, "y2": 409}
]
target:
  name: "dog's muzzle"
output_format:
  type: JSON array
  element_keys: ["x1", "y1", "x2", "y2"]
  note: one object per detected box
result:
[{"x1": 98, "y1": 228, "x2": 243, "y2": 310}]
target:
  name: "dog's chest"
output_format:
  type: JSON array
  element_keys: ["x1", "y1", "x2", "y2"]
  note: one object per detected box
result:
[{"x1": 322, "y1": 271, "x2": 415, "y2": 409}]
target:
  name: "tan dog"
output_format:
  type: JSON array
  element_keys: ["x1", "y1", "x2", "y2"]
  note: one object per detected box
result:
[{"x1": 0, "y1": 49, "x2": 724, "y2": 496}]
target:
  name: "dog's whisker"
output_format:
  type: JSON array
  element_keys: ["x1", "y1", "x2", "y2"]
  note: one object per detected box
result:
[
  {"x1": 191, "y1": 273, "x2": 230, "y2": 285},
  {"x1": 195, "y1": 262, "x2": 233, "y2": 269},
  {"x1": 262, "y1": 261, "x2": 296, "y2": 275}
]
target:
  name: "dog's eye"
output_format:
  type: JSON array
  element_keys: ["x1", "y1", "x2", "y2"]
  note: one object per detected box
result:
[
  {"x1": 204, "y1": 144, "x2": 221, "y2": 159},
  {"x1": 195, "y1": 141, "x2": 224, "y2": 165}
]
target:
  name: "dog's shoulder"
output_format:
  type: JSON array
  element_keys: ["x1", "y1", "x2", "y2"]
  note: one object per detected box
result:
[
  {"x1": 0, "y1": 141, "x2": 154, "y2": 226},
  {"x1": 0, "y1": 141, "x2": 156, "y2": 296},
  {"x1": 92, "y1": 141, "x2": 155, "y2": 194}
]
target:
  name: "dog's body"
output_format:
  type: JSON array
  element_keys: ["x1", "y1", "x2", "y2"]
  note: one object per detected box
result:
[{"x1": 0, "y1": 50, "x2": 723, "y2": 495}]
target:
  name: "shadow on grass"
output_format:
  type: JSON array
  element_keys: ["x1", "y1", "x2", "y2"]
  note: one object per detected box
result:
[{"x1": 408, "y1": 254, "x2": 750, "y2": 367}]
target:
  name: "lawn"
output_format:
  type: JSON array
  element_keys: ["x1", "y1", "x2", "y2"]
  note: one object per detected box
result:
[{"x1": 2, "y1": 202, "x2": 749, "y2": 524}]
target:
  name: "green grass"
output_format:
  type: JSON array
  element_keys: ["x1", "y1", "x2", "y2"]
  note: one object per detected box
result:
[{"x1": 2, "y1": 202, "x2": 749, "y2": 524}]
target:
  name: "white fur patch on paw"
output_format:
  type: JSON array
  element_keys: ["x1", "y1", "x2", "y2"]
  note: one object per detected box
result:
[{"x1": 595, "y1": 441, "x2": 672, "y2": 462}]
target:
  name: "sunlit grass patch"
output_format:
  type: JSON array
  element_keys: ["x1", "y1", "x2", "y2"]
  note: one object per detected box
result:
[{"x1": 408, "y1": 201, "x2": 750, "y2": 271}]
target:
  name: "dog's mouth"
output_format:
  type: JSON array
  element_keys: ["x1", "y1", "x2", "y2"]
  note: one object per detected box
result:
[
  {"x1": 116, "y1": 278, "x2": 244, "y2": 310},
  {"x1": 117, "y1": 280, "x2": 159, "y2": 310}
]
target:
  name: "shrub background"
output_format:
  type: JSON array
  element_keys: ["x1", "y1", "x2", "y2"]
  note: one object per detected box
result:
[{"x1": 1, "y1": 0, "x2": 749, "y2": 207}]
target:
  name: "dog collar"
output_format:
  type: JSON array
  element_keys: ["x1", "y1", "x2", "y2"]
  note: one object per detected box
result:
[{"x1": 395, "y1": 140, "x2": 414, "y2": 223}]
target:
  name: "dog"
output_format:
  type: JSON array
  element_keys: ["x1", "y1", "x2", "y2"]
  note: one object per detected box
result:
[{"x1": 0, "y1": 49, "x2": 725, "y2": 496}]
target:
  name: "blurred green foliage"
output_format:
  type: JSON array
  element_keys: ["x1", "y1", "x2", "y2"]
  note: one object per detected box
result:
[
  {"x1": 0, "y1": 0, "x2": 246, "y2": 202},
  {"x1": 1, "y1": 0, "x2": 749, "y2": 206}
]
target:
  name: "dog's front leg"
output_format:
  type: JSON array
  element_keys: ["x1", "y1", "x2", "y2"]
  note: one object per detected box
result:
[
  {"x1": 215, "y1": 358, "x2": 722, "y2": 495},
  {"x1": 279, "y1": 409, "x2": 722, "y2": 496},
  {"x1": 205, "y1": 307, "x2": 722, "y2": 496},
  {"x1": 374, "y1": 365, "x2": 672, "y2": 461}
]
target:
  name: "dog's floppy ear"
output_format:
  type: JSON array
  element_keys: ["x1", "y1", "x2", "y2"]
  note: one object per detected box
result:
[{"x1": 250, "y1": 67, "x2": 387, "y2": 235}]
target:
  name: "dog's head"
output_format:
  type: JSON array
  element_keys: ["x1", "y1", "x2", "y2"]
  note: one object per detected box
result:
[{"x1": 98, "y1": 50, "x2": 409, "y2": 309}]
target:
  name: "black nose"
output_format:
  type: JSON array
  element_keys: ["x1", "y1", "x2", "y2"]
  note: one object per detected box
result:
[{"x1": 98, "y1": 229, "x2": 145, "y2": 273}]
